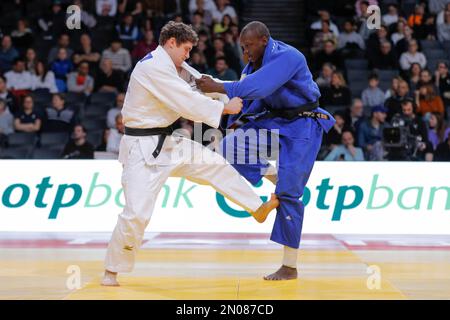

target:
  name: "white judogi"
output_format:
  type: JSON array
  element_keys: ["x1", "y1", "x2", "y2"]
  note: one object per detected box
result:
[{"x1": 105, "y1": 46, "x2": 263, "y2": 273}]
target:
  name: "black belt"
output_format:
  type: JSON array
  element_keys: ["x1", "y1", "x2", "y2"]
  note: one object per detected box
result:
[{"x1": 124, "y1": 126, "x2": 174, "y2": 158}]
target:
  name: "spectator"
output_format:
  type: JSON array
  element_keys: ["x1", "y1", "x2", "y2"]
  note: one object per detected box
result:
[
  {"x1": 191, "y1": 11, "x2": 211, "y2": 39},
  {"x1": 391, "y1": 19, "x2": 406, "y2": 45},
  {"x1": 37, "y1": 1, "x2": 66, "y2": 42},
  {"x1": 101, "y1": 39, "x2": 132, "y2": 73},
  {"x1": 435, "y1": 61, "x2": 450, "y2": 106},
  {"x1": 427, "y1": 112, "x2": 450, "y2": 150},
  {"x1": 62, "y1": 124, "x2": 94, "y2": 159},
  {"x1": 344, "y1": 98, "x2": 365, "y2": 134},
  {"x1": 312, "y1": 21, "x2": 338, "y2": 55},
  {"x1": 320, "y1": 72, "x2": 351, "y2": 106},
  {"x1": 205, "y1": 36, "x2": 241, "y2": 74},
  {"x1": 189, "y1": 50, "x2": 208, "y2": 73},
  {"x1": 206, "y1": 56, "x2": 237, "y2": 81},
  {"x1": 96, "y1": 0, "x2": 118, "y2": 17},
  {"x1": 400, "y1": 39, "x2": 427, "y2": 72},
  {"x1": 213, "y1": 14, "x2": 232, "y2": 35},
  {"x1": 323, "y1": 111, "x2": 346, "y2": 149},
  {"x1": 43, "y1": 93, "x2": 75, "y2": 133},
  {"x1": 73, "y1": 0, "x2": 97, "y2": 29},
  {"x1": 310, "y1": 10, "x2": 340, "y2": 36},
  {"x1": 436, "y1": 3, "x2": 450, "y2": 24},
  {"x1": 107, "y1": 92, "x2": 125, "y2": 129},
  {"x1": 362, "y1": 73, "x2": 386, "y2": 108},
  {"x1": 337, "y1": 20, "x2": 365, "y2": 58},
  {"x1": 25, "y1": 48, "x2": 38, "y2": 75},
  {"x1": 358, "y1": 105, "x2": 387, "y2": 161},
  {"x1": 395, "y1": 25, "x2": 415, "y2": 56},
  {"x1": 407, "y1": 3, "x2": 436, "y2": 40},
  {"x1": 416, "y1": 84, "x2": 445, "y2": 116},
  {"x1": 434, "y1": 137, "x2": 450, "y2": 160},
  {"x1": 385, "y1": 79, "x2": 410, "y2": 120},
  {"x1": 382, "y1": 4, "x2": 399, "y2": 27},
  {"x1": 13, "y1": 95, "x2": 41, "y2": 133},
  {"x1": 0, "y1": 35, "x2": 19, "y2": 72},
  {"x1": 73, "y1": 33, "x2": 101, "y2": 76},
  {"x1": 385, "y1": 76, "x2": 401, "y2": 99},
  {"x1": 408, "y1": 62, "x2": 422, "y2": 92},
  {"x1": 10, "y1": 19, "x2": 33, "y2": 55},
  {"x1": 106, "y1": 113, "x2": 124, "y2": 154},
  {"x1": 437, "y1": 10, "x2": 450, "y2": 42},
  {"x1": 370, "y1": 40, "x2": 398, "y2": 70},
  {"x1": 0, "y1": 75, "x2": 16, "y2": 113},
  {"x1": 325, "y1": 130, "x2": 365, "y2": 161},
  {"x1": 212, "y1": 0, "x2": 238, "y2": 25},
  {"x1": 116, "y1": 13, "x2": 139, "y2": 51},
  {"x1": 51, "y1": 48, "x2": 74, "y2": 92},
  {"x1": 367, "y1": 25, "x2": 391, "y2": 62},
  {"x1": 67, "y1": 62, "x2": 94, "y2": 95},
  {"x1": 33, "y1": 61, "x2": 58, "y2": 94},
  {"x1": 190, "y1": 0, "x2": 216, "y2": 26},
  {"x1": 47, "y1": 33, "x2": 74, "y2": 64},
  {"x1": 4, "y1": 58, "x2": 34, "y2": 91},
  {"x1": 131, "y1": 29, "x2": 158, "y2": 62},
  {"x1": 315, "y1": 63, "x2": 335, "y2": 88},
  {"x1": 95, "y1": 58, "x2": 125, "y2": 93},
  {"x1": 313, "y1": 40, "x2": 342, "y2": 72},
  {"x1": 0, "y1": 99, "x2": 14, "y2": 147}
]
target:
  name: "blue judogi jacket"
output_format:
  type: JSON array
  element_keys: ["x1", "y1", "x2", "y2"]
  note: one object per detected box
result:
[{"x1": 223, "y1": 37, "x2": 335, "y2": 136}]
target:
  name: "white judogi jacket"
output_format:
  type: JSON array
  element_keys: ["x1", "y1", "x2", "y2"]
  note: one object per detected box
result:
[{"x1": 122, "y1": 45, "x2": 224, "y2": 130}]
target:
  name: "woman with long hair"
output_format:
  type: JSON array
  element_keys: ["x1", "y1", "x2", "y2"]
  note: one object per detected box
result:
[{"x1": 427, "y1": 112, "x2": 450, "y2": 150}]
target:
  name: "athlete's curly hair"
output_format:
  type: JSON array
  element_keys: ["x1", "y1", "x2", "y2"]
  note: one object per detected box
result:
[{"x1": 159, "y1": 21, "x2": 198, "y2": 46}]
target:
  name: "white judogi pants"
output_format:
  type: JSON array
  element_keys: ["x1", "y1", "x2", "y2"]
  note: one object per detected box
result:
[{"x1": 104, "y1": 134, "x2": 263, "y2": 272}]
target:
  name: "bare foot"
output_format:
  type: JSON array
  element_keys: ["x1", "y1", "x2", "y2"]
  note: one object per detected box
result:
[
  {"x1": 264, "y1": 265, "x2": 298, "y2": 281},
  {"x1": 251, "y1": 193, "x2": 279, "y2": 223},
  {"x1": 101, "y1": 270, "x2": 120, "y2": 286}
]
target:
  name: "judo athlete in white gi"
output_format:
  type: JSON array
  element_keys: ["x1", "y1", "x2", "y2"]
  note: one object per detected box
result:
[{"x1": 102, "y1": 21, "x2": 279, "y2": 286}]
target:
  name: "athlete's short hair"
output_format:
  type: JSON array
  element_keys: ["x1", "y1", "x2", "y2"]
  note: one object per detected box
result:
[{"x1": 159, "y1": 21, "x2": 198, "y2": 46}]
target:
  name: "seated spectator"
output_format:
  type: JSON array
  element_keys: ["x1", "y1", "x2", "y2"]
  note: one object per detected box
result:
[
  {"x1": 67, "y1": 62, "x2": 94, "y2": 95},
  {"x1": 437, "y1": 10, "x2": 450, "y2": 42},
  {"x1": 0, "y1": 99, "x2": 14, "y2": 147},
  {"x1": 25, "y1": 48, "x2": 38, "y2": 75},
  {"x1": 62, "y1": 124, "x2": 94, "y2": 159},
  {"x1": 224, "y1": 28, "x2": 244, "y2": 69},
  {"x1": 344, "y1": 98, "x2": 365, "y2": 139},
  {"x1": 43, "y1": 93, "x2": 75, "y2": 133},
  {"x1": 325, "y1": 130, "x2": 365, "y2": 161},
  {"x1": 427, "y1": 112, "x2": 450, "y2": 150},
  {"x1": 395, "y1": 25, "x2": 415, "y2": 55},
  {"x1": 407, "y1": 3, "x2": 436, "y2": 40},
  {"x1": 33, "y1": 61, "x2": 58, "y2": 94},
  {"x1": 435, "y1": 61, "x2": 450, "y2": 106},
  {"x1": 107, "y1": 92, "x2": 125, "y2": 129},
  {"x1": 370, "y1": 40, "x2": 398, "y2": 70},
  {"x1": 106, "y1": 114, "x2": 124, "y2": 154},
  {"x1": 310, "y1": 10, "x2": 340, "y2": 36},
  {"x1": 212, "y1": 0, "x2": 238, "y2": 25},
  {"x1": 416, "y1": 84, "x2": 445, "y2": 116},
  {"x1": 311, "y1": 21, "x2": 338, "y2": 55},
  {"x1": 315, "y1": 63, "x2": 335, "y2": 88},
  {"x1": 313, "y1": 40, "x2": 342, "y2": 72},
  {"x1": 213, "y1": 14, "x2": 232, "y2": 35},
  {"x1": 320, "y1": 72, "x2": 351, "y2": 107},
  {"x1": 0, "y1": 75, "x2": 17, "y2": 114},
  {"x1": 10, "y1": 19, "x2": 33, "y2": 55},
  {"x1": 0, "y1": 35, "x2": 19, "y2": 72},
  {"x1": 14, "y1": 95, "x2": 41, "y2": 133},
  {"x1": 37, "y1": 2, "x2": 66, "y2": 43},
  {"x1": 391, "y1": 19, "x2": 406, "y2": 45},
  {"x1": 358, "y1": 105, "x2": 388, "y2": 161},
  {"x1": 190, "y1": 0, "x2": 216, "y2": 26},
  {"x1": 51, "y1": 48, "x2": 74, "y2": 92},
  {"x1": 385, "y1": 76, "x2": 401, "y2": 100},
  {"x1": 385, "y1": 79, "x2": 411, "y2": 120},
  {"x1": 205, "y1": 37, "x2": 241, "y2": 75},
  {"x1": 73, "y1": 33, "x2": 101, "y2": 76},
  {"x1": 408, "y1": 63, "x2": 422, "y2": 92},
  {"x1": 131, "y1": 29, "x2": 158, "y2": 62},
  {"x1": 418, "y1": 69, "x2": 435, "y2": 88},
  {"x1": 367, "y1": 25, "x2": 391, "y2": 62},
  {"x1": 191, "y1": 11, "x2": 211, "y2": 39},
  {"x1": 382, "y1": 4, "x2": 399, "y2": 27},
  {"x1": 323, "y1": 111, "x2": 346, "y2": 149},
  {"x1": 4, "y1": 58, "x2": 34, "y2": 91},
  {"x1": 434, "y1": 137, "x2": 450, "y2": 161},
  {"x1": 116, "y1": 13, "x2": 139, "y2": 51},
  {"x1": 400, "y1": 39, "x2": 427, "y2": 71},
  {"x1": 189, "y1": 50, "x2": 209, "y2": 73},
  {"x1": 101, "y1": 39, "x2": 132, "y2": 73},
  {"x1": 362, "y1": 73, "x2": 386, "y2": 108},
  {"x1": 47, "y1": 33, "x2": 74, "y2": 64},
  {"x1": 436, "y1": 3, "x2": 450, "y2": 24},
  {"x1": 337, "y1": 20, "x2": 365, "y2": 59},
  {"x1": 72, "y1": 0, "x2": 97, "y2": 29},
  {"x1": 206, "y1": 56, "x2": 238, "y2": 81},
  {"x1": 96, "y1": 0, "x2": 118, "y2": 17},
  {"x1": 95, "y1": 58, "x2": 125, "y2": 93}
]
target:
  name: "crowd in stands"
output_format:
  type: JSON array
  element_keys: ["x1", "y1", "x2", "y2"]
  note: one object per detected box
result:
[{"x1": 0, "y1": 0, "x2": 449, "y2": 161}]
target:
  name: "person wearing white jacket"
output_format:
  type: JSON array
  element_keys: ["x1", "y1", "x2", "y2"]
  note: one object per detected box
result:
[{"x1": 102, "y1": 22, "x2": 279, "y2": 286}]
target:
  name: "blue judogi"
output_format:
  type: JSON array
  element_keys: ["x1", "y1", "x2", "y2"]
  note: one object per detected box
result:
[{"x1": 220, "y1": 37, "x2": 335, "y2": 249}]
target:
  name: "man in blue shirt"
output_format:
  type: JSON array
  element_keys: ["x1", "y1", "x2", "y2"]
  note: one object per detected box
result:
[{"x1": 197, "y1": 21, "x2": 335, "y2": 280}]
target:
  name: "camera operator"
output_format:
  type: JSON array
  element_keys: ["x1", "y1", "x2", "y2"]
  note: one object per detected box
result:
[{"x1": 384, "y1": 98, "x2": 433, "y2": 161}]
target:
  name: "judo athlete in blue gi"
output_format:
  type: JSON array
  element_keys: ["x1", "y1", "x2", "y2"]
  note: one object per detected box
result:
[{"x1": 196, "y1": 21, "x2": 335, "y2": 280}]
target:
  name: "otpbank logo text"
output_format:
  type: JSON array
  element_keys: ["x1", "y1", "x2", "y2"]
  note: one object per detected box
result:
[{"x1": 0, "y1": 173, "x2": 448, "y2": 220}]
